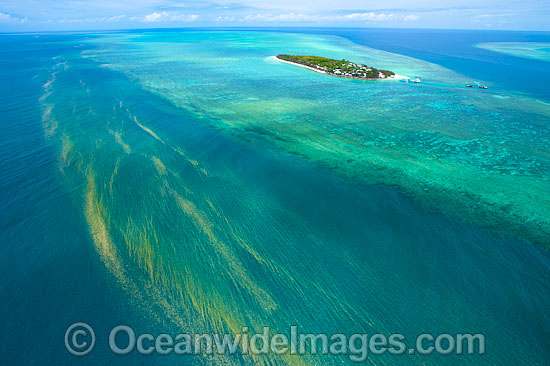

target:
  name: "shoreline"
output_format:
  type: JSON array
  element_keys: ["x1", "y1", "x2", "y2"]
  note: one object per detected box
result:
[
  {"x1": 272, "y1": 55, "x2": 408, "y2": 81},
  {"x1": 271, "y1": 56, "x2": 327, "y2": 74}
]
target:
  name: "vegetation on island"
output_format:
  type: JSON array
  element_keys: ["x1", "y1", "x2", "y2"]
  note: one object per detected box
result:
[{"x1": 277, "y1": 54, "x2": 395, "y2": 79}]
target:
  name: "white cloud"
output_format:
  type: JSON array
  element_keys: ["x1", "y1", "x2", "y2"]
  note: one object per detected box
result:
[
  {"x1": 0, "y1": 12, "x2": 28, "y2": 23},
  {"x1": 470, "y1": 12, "x2": 514, "y2": 26},
  {"x1": 0, "y1": 0, "x2": 549, "y2": 31},
  {"x1": 56, "y1": 15, "x2": 126, "y2": 23},
  {"x1": 336, "y1": 12, "x2": 419, "y2": 22},
  {"x1": 144, "y1": 12, "x2": 165, "y2": 22},
  {"x1": 338, "y1": 12, "x2": 395, "y2": 21},
  {"x1": 243, "y1": 13, "x2": 317, "y2": 22},
  {"x1": 107, "y1": 14, "x2": 126, "y2": 22},
  {"x1": 240, "y1": 12, "x2": 419, "y2": 23},
  {"x1": 403, "y1": 14, "x2": 419, "y2": 21},
  {"x1": 215, "y1": 16, "x2": 236, "y2": 22},
  {"x1": 132, "y1": 11, "x2": 200, "y2": 23}
]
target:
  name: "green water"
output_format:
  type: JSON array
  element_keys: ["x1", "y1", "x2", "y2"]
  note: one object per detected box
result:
[
  {"x1": 2, "y1": 30, "x2": 550, "y2": 365},
  {"x1": 80, "y1": 31, "x2": 550, "y2": 244}
]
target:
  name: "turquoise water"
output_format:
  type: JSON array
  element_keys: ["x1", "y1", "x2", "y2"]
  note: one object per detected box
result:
[
  {"x1": 1, "y1": 30, "x2": 550, "y2": 365},
  {"x1": 477, "y1": 41, "x2": 550, "y2": 63}
]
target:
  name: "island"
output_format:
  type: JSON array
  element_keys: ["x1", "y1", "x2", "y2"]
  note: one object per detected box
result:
[{"x1": 276, "y1": 54, "x2": 396, "y2": 80}]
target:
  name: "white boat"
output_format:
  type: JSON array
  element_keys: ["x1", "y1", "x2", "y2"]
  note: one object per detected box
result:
[{"x1": 410, "y1": 78, "x2": 421, "y2": 83}]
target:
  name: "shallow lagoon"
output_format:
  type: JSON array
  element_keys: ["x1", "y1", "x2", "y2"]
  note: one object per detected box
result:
[
  {"x1": 477, "y1": 41, "x2": 550, "y2": 62},
  {"x1": 82, "y1": 31, "x2": 550, "y2": 244}
]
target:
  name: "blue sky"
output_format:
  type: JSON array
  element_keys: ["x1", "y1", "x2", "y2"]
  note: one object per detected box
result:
[{"x1": 0, "y1": 0, "x2": 549, "y2": 31}]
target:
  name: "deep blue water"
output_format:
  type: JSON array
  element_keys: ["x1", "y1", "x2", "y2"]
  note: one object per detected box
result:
[{"x1": 1, "y1": 29, "x2": 549, "y2": 366}]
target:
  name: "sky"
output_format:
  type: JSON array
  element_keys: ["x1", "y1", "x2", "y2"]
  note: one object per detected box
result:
[{"x1": 0, "y1": 0, "x2": 549, "y2": 32}]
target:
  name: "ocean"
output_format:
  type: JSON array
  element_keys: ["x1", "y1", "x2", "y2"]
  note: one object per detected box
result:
[{"x1": 0, "y1": 28, "x2": 549, "y2": 365}]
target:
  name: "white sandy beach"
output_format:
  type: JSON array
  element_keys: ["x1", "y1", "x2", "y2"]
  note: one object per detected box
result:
[{"x1": 271, "y1": 56, "x2": 327, "y2": 74}]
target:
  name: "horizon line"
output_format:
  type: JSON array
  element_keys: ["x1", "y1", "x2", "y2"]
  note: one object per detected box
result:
[{"x1": 2, "y1": 25, "x2": 550, "y2": 35}]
